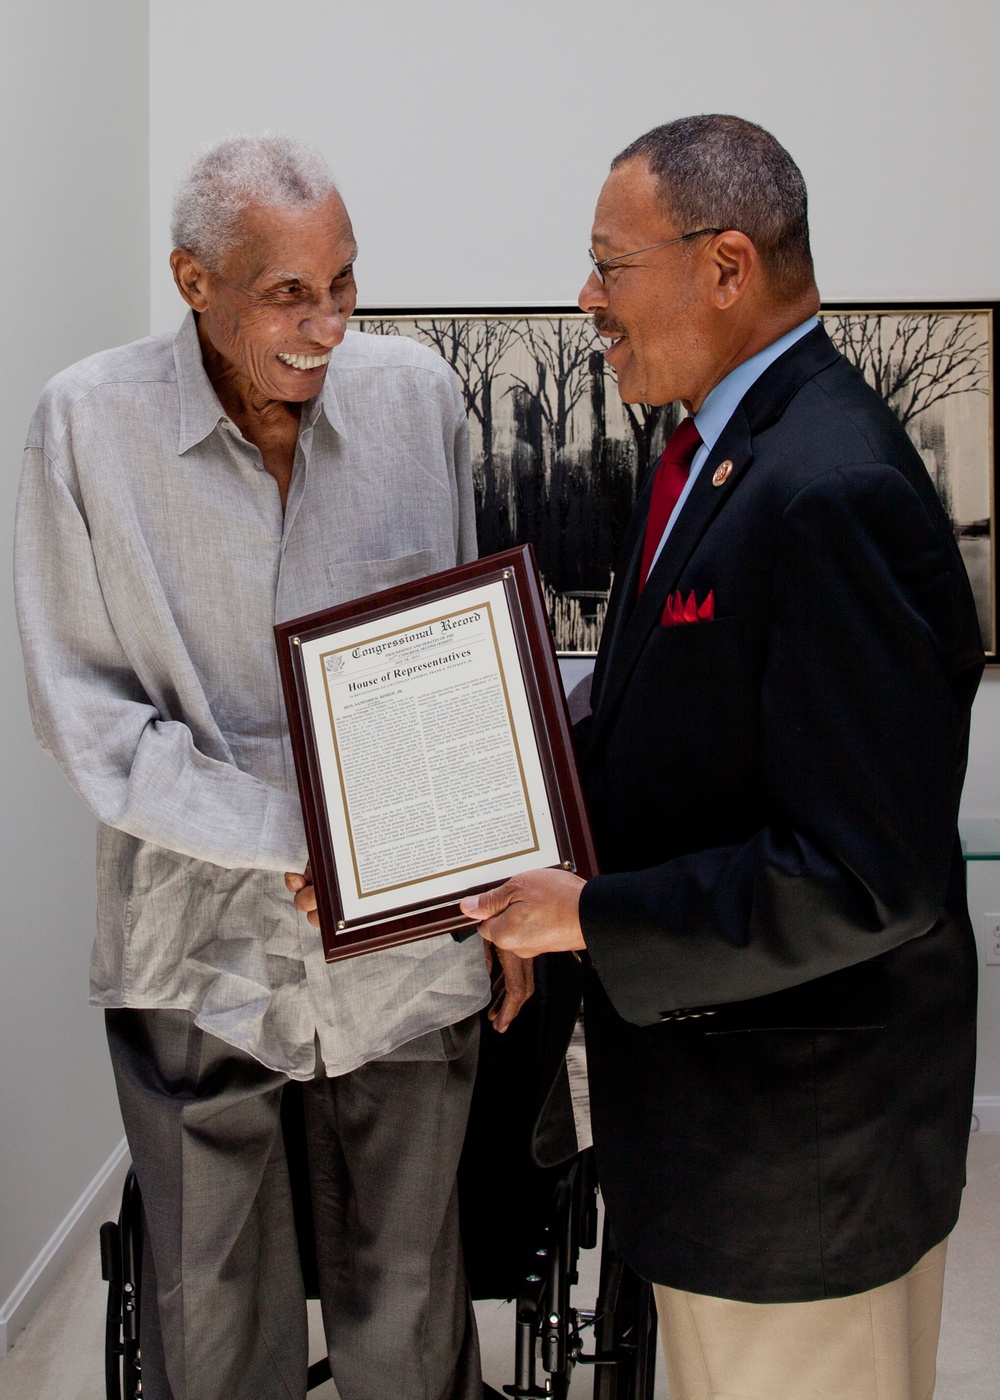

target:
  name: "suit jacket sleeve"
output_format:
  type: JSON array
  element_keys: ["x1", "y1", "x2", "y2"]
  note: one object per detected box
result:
[{"x1": 579, "y1": 459, "x2": 981, "y2": 1025}]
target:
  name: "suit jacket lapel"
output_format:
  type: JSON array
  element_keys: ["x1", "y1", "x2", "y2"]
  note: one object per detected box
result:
[
  {"x1": 586, "y1": 324, "x2": 842, "y2": 759},
  {"x1": 588, "y1": 411, "x2": 753, "y2": 753}
]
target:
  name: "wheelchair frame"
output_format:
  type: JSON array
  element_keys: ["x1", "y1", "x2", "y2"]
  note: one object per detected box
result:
[{"x1": 495, "y1": 1150, "x2": 657, "y2": 1400}]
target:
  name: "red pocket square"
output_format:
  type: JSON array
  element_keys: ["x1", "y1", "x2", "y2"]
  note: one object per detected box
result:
[{"x1": 662, "y1": 589, "x2": 715, "y2": 627}]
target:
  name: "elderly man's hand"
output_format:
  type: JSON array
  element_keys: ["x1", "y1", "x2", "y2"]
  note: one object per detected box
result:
[
  {"x1": 285, "y1": 866, "x2": 319, "y2": 925},
  {"x1": 483, "y1": 941, "x2": 536, "y2": 1033},
  {"x1": 286, "y1": 866, "x2": 540, "y2": 1031},
  {"x1": 461, "y1": 868, "x2": 587, "y2": 958}
]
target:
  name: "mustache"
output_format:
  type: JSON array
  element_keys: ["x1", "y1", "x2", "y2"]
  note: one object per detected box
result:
[{"x1": 592, "y1": 313, "x2": 627, "y2": 337}]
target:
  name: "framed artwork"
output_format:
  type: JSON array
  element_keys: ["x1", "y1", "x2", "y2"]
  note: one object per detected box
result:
[{"x1": 351, "y1": 302, "x2": 997, "y2": 659}]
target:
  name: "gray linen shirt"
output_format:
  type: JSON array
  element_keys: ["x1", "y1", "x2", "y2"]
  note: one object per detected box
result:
[{"x1": 15, "y1": 313, "x2": 490, "y2": 1077}]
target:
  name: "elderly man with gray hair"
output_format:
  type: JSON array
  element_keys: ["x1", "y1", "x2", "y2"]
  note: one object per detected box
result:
[{"x1": 15, "y1": 133, "x2": 524, "y2": 1399}]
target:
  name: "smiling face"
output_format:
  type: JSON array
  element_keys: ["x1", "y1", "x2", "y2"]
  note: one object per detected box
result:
[
  {"x1": 171, "y1": 191, "x2": 358, "y2": 413},
  {"x1": 579, "y1": 158, "x2": 720, "y2": 409}
]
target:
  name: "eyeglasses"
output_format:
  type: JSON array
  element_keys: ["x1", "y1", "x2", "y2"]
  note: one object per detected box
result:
[{"x1": 588, "y1": 228, "x2": 723, "y2": 284}]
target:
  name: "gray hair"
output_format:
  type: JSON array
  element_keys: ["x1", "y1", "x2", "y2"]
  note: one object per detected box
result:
[
  {"x1": 171, "y1": 132, "x2": 338, "y2": 270},
  {"x1": 613, "y1": 115, "x2": 815, "y2": 300}
]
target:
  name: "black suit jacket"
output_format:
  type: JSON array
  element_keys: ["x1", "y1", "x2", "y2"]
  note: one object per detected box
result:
[{"x1": 576, "y1": 324, "x2": 983, "y2": 1302}]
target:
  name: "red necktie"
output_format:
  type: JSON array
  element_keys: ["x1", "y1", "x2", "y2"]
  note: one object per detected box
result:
[{"x1": 638, "y1": 416, "x2": 702, "y2": 593}]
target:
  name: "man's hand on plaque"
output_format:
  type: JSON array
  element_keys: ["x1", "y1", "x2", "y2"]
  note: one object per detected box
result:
[
  {"x1": 285, "y1": 865, "x2": 319, "y2": 926},
  {"x1": 461, "y1": 868, "x2": 587, "y2": 958}
]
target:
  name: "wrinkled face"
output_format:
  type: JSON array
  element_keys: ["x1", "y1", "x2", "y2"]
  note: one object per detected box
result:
[
  {"x1": 579, "y1": 159, "x2": 711, "y2": 408},
  {"x1": 185, "y1": 192, "x2": 358, "y2": 407}
]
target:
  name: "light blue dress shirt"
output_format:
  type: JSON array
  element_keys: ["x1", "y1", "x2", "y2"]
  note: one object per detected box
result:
[{"x1": 646, "y1": 318, "x2": 818, "y2": 575}]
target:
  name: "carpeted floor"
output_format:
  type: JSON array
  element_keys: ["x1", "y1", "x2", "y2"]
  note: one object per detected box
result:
[{"x1": 2, "y1": 1131, "x2": 997, "y2": 1399}]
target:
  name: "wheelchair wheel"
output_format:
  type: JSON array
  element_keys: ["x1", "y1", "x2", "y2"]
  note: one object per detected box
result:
[{"x1": 99, "y1": 1170, "x2": 143, "y2": 1400}]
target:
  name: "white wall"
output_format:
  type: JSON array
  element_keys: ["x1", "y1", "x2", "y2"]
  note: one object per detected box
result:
[
  {"x1": 961, "y1": 673, "x2": 1000, "y2": 1120},
  {"x1": 0, "y1": 0, "x2": 148, "y2": 1330},
  {"x1": 146, "y1": 0, "x2": 1000, "y2": 1102},
  {"x1": 148, "y1": 0, "x2": 1000, "y2": 326}
]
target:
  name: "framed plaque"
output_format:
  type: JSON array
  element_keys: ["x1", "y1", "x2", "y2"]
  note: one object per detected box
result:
[{"x1": 275, "y1": 545, "x2": 597, "y2": 961}]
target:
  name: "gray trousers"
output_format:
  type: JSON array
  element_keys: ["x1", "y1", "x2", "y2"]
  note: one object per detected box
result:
[{"x1": 106, "y1": 1008, "x2": 482, "y2": 1400}]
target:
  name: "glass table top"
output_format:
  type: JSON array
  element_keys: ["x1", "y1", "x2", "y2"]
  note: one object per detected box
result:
[{"x1": 959, "y1": 818, "x2": 1000, "y2": 860}]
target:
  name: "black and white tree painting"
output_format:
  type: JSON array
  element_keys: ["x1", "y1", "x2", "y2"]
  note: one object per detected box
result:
[
  {"x1": 353, "y1": 307, "x2": 995, "y2": 654},
  {"x1": 821, "y1": 309, "x2": 993, "y2": 651}
]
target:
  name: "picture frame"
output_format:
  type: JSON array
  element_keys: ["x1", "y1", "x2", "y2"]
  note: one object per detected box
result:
[
  {"x1": 351, "y1": 302, "x2": 998, "y2": 661},
  {"x1": 275, "y1": 546, "x2": 598, "y2": 962}
]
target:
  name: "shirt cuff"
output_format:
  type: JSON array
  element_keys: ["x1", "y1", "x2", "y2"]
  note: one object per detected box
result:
[
  {"x1": 254, "y1": 785, "x2": 310, "y2": 873},
  {"x1": 579, "y1": 873, "x2": 665, "y2": 1027}
]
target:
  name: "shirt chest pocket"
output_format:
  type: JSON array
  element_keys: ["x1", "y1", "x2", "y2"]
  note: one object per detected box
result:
[{"x1": 325, "y1": 549, "x2": 442, "y2": 606}]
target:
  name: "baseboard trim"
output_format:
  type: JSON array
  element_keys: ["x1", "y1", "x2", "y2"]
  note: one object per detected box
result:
[
  {"x1": 972, "y1": 1096, "x2": 1000, "y2": 1132},
  {"x1": 0, "y1": 1136, "x2": 130, "y2": 1356}
]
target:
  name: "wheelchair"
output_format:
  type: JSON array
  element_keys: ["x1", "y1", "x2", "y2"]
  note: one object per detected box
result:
[
  {"x1": 100, "y1": 955, "x2": 658, "y2": 1399},
  {"x1": 490, "y1": 1148, "x2": 658, "y2": 1400}
]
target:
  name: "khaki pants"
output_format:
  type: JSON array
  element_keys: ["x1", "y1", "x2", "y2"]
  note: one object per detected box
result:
[{"x1": 654, "y1": 1238, "x2": 948, "y2": 1400}]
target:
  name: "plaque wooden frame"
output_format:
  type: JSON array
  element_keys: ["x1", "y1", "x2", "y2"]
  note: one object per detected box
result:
[{"x1": 275, "y1": 545, "x2": 597, "y2": 961}]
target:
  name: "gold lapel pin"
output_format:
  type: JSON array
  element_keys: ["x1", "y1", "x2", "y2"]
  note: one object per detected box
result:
[{"x1": 712, "y1": 460, "x2": 734, "y2": 487}]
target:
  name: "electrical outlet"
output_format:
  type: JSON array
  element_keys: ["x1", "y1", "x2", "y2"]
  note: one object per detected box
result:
[{"x1": 983, "y1": 914, "x2": 1000, "y2": 966}]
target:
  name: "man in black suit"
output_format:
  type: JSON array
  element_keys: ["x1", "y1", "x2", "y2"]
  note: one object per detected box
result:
[{"x1": 462, "y1": 115, "x2": 983, "y2": 1397}]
